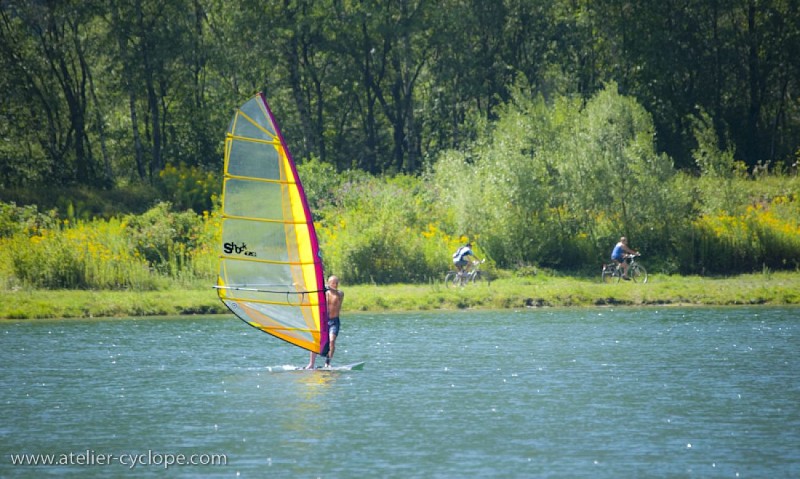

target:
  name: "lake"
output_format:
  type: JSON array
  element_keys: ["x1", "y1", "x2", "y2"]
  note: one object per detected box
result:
[{"x1": 1, "y1": 307, "x2": 799, "y2": 478}]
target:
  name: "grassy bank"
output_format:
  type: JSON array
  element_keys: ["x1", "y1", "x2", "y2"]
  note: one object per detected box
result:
[{"x1": 1, "y1": 272, "x2": 799, "y2": 320}]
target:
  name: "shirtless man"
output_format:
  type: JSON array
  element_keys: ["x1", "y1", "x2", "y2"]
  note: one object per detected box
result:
[{"x1": 305, "y1": 275, "x2": 344, "y2": 369}]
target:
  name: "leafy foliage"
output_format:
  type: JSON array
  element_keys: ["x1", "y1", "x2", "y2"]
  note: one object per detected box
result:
[
  {"x1": 124, "y1": 202, "x2": 205, "y2": 277},
  {"x1": 2, "y1": 0, "x2": 799, "y2": 192},
  {"x1": 431, "y1": 83, "x2": 688, "y2": 272},
  {"x1": 156, "y1": 163, "x2": 221, "y2": 214},
  {"x1": 315, "y1": 174, "x2": 453, "y2": 284},
  {"x1": 2, "y1": 86, "x2": 800, "y2": 290},
  {"x1": 0, "y1": 203, "x2": 59, "y2": 237}
]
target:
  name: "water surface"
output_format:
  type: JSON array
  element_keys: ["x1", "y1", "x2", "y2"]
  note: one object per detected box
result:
[{"x1": 2, "y1": 307, "x2": 799, "y2": 478}]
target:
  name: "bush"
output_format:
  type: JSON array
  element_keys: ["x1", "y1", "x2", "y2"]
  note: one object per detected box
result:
[
  {"x1": 316, "y1": 174, "x2": 462, "y2": 283},
  {"x1": 687, "y1": 198, "x2": 800, "y2": 274},
  {"x1": 5, "y1": 217, "x2": 162, "y2": 290},
  {"x1": 430, "y1": 82, "x2": 688, "y2": 273},
  {"x1": 0, "y1": 202, "x2": 59, "y2": 237},
  {"x1": 124, "y1": 202, "x2": 205, "y2": 277},
  {"x1": 156, "y1": 163, "x2": 221, "y2": 214},
  {"x1": 0, "y1": 200, "x2": 217, "y2": 290}
]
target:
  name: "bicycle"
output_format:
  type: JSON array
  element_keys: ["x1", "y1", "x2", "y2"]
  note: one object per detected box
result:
[
  {"x1": 602, "y1": 253, "x2": 648, "y2": 283},
  {"x1": 445, "y1": 260, "x2": 486, "y2": 287}
]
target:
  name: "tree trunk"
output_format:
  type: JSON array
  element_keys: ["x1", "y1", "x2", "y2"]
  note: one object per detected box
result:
[
  {"x1": 111, "y1": 0, "x2": 146, "y2": 181},
  {"x1": 746, "y1": 0, "x2": 761, "y2": 165}
]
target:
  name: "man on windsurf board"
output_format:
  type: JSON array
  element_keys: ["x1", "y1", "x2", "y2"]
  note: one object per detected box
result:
[{"x1": 305, "y1": 275, "x2": 344, "y2": 369}]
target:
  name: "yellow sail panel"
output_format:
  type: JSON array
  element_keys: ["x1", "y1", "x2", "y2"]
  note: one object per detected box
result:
[
  {"x1": 217, "y1": 93, "x2": 328, "y2": 354},
  {"x1": 281, "y1": 149, "x2": 294, "y2": 183}
]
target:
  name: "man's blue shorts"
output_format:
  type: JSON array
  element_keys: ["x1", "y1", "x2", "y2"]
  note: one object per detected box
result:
[{"x1": 328, "y1": 317, "x2": 340, "y2": 336}]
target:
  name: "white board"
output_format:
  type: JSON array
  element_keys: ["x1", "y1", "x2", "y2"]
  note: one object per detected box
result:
[{"x1": 265, "y1": 361, "x2": 365, "y2": 373}]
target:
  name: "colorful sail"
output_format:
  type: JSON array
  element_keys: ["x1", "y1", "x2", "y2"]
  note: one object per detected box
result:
[{"x1": 216, "y1": 93, "x2": 328, "y2": 354}]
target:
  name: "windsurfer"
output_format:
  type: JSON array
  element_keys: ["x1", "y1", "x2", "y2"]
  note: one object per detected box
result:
[{"x1": 305, "y1": 275, "x2": 344, "y2": 369}]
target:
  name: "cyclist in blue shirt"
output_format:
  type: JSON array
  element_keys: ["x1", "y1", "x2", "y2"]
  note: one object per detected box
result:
[
  {"x1": 611, "y1": 236, "x2": 638, "y2": 280},
  {"x1": 452, "y1": 242, "x2": 481, "y2": 275}
]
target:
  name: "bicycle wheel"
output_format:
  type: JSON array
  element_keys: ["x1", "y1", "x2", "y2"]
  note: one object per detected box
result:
[
  {"x1": 444, "y1": 272, "x2": 461, "y2": 288},
  {"x1": 470, "y1": 271, "x2": 487, "y2": 285},
  {"x1": 601, "y1": 265, "x2": 618, "y2": 283},
  {"x1": 629, "y1": 263, "x2": 648, "y2": 283}
]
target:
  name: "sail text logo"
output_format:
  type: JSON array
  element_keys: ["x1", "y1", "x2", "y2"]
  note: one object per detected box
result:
[{"x1": 223, "y1": 242, "x2": 256, "y2": 257}]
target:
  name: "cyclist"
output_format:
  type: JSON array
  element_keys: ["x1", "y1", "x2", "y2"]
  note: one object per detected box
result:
[
  {"x1": 452, "y1": 242, "x2": 481, "y2": 275},
  {"x1": 611, "y1": 236, "x2": 638, "y2": 280}
]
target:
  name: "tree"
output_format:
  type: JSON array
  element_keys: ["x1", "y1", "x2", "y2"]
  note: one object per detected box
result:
[{"x1": 0, "y1": 0, "x2": 105, "y2": 186}]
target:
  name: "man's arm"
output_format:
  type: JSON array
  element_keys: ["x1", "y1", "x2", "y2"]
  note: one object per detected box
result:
[{"x1": 326, "y1": 288, "x2": 344, "y2": 304}]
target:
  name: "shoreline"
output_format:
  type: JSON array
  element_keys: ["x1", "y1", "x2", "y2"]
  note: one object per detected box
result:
[{"x1": 2, "y1": 272, "x2": 799, "y2": 320}]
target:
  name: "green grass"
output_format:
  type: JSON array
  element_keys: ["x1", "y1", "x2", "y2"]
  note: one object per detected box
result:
[
  {"x1": 345, "y1": 272, "x2": 800, "y2": 311},
  {"x1": 2, "y1": 272, "x2": 799, "y2": 320},
  {"x1": 0, "y1": 289, "x2": 226, "y2": 320}
]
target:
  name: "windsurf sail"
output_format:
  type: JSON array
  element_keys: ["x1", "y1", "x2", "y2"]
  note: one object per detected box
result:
[{"x1": 216, "y1": 93, "x2": 328, "y2": 354}]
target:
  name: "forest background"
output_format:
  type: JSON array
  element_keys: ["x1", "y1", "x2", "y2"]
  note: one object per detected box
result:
[{"x1": 1, "y1": 0, "x2": 799, "y2": 294}]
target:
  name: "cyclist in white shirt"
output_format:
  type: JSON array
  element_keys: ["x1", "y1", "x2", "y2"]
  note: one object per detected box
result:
[{"x1": 452, "y1": 242, "x2": 481, "y2": 275}]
